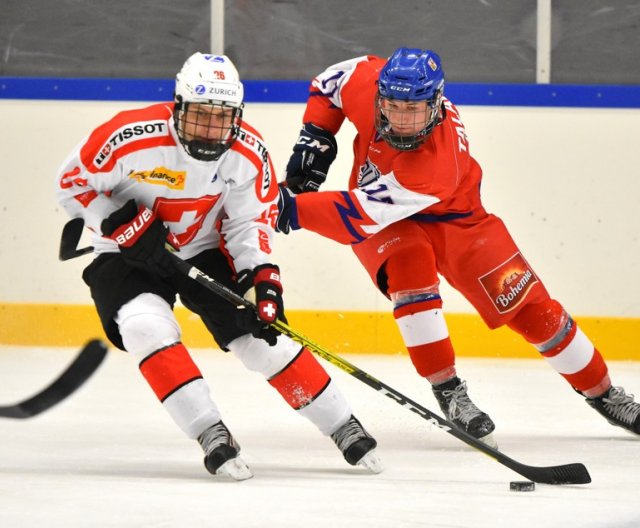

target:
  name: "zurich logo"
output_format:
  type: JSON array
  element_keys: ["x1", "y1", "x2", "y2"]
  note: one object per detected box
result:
[
  {"x1": 195, "y1": 84, "x2": 206, "y2": 95},
  {"x1": 204, "y1": 54, "x2": 224, "y2": 63}
]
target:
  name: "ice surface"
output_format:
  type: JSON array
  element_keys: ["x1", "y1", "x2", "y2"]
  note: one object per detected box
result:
[{"x1": 1, "y1": 346, "x2": 638, "y2": 528}]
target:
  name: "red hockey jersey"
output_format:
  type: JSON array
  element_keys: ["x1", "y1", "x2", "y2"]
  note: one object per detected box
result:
[{"x1": 294, "y1": 55, "x2": 485, "y2": 244}]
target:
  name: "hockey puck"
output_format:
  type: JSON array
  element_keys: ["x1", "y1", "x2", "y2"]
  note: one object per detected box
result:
[{"x1": 510, "y1": 480, "x2": 535, "y2": 492}]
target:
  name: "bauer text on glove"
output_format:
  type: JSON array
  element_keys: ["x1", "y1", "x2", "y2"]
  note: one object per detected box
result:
[{"x1": 101, "y1": 199, "x2": 179, "y2": 277}]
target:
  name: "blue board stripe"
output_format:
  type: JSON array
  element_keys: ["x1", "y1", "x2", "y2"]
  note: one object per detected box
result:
[{"x1": 1, "y1": 77, "x2": 639, "y2": 108}]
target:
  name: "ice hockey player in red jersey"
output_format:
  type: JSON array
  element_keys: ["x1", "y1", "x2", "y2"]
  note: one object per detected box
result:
[
  {"x1": 56, "y1": 52, "x2": 382, "y2": 480},
  {"x1": 277, "y1": 47, "x2": 640, "y2": 443}
]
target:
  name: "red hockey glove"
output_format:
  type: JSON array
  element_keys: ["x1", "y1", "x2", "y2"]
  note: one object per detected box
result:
[
  {"x1": 285, "y1": 123, "x2": 337, "y2": 194},
  {"x1": 101, "y1": 199, "x2": 179, "y2": 277},
  {"x1": 235, "y1": 264, "x2": 286, "y2": 346}
]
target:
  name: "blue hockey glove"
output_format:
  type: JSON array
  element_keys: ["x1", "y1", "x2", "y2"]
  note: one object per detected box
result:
[
  {"x1": 285, "y1": 123, "x2": 337, "y2": 194},
  {"x1": 275, "y1": 184, "x2": 300, "y2": 235}
]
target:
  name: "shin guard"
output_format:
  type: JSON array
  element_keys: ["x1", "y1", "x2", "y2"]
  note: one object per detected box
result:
[
  {"x1": 229, "y1": 334, "x2": 351, "y2": 435},
  {"x1": 509, "y1": 299, "x2": 609, "y2": 393},
  {"x1": 268, "y1": 347, "x2": 331, "y2": 410},
  {"x1": 392, "y1": 292, "x2": 456, "y2": 379},
  {"x1": 138, "y1": 342, "x2": 221, "y2": 438}
]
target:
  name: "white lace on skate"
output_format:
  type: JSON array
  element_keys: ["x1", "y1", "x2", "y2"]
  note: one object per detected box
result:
[
  {"x1": 602, "y1": 387, "x2": 640, "y2": 426},
  {"x1": 331, "y1": 419, "x2": 364, "y2": 451},
  {"x1": 439, "y1": 381, "x2": 498, "y2": 449},
  {"x1": 445, "y1": 383, "x2": 482, "y2": 423},
  {"x1": 198, "y1": 422, "x2": 253, "y2": 481},
  {"x1": 331, "y1": 417, "x2": 383, "y2": 473},
  {"x1": 199, "y1": 421, "x2": 233, "y2": 453}
]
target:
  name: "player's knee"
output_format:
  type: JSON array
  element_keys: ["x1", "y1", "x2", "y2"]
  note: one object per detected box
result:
[
  {"x1": 228, "y1": 333, "x2": 301, "y2": 378},
  {"x1": 383, "y1": 245, "x2": 438, "y2": 294},
  {"x1": 508, "y1": 298, "x2": 568, "y2": 345},
  {"x1": 390, "y1": 283, "x2": 442, "y2": 310},
  {"x1": 116, "y1": 293, "x2": 181, "y2": 360}
]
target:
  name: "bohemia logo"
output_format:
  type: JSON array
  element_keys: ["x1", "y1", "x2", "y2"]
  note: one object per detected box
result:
[
  {"x1": 478, "y1": 252, "x2": 539, "y2": 314},
  {"x1": 129, "y1": 167, "x2": 186, "y2": 189}
]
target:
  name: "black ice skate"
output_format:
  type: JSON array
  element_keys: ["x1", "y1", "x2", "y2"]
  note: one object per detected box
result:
[
  {"x1": 197, "y1": 421, "x2": 252, "y2": 481},
  {"x1": 331, "y1": 415, "x2": 383, "y2": 473},
  {"x1": 432, "y1": 377, "x2": 497, "y2": 448},
  {"x1": 585, "y1": 386, "x2": 640, "y2": 435}
]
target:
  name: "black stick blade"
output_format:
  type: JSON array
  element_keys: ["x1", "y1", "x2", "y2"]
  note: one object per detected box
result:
[
  {"x1": 0, "y1": 339, "x2": 108, "y2": 419},
  {"x1": 59, "y1": 217, "x2": 93, "y2": 261},
  {"x1": 519, "y1": 462, "x2": 591, "y2": 485}
]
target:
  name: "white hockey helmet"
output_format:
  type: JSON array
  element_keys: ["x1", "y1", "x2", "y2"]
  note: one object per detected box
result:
[
  {"x1": 173, "y1": 53, "x2": 245, "y2": 161},
  {"x1": 175, "y1": 53, "x2": 244, "y2": 107}
]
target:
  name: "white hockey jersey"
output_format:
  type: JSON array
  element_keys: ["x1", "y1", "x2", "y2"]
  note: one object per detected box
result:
[{"x1": 56, "y1": 102, "x2": 279, "y2": 273}]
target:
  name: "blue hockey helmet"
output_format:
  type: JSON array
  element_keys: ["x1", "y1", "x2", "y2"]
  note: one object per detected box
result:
[{"x1": 375, "y1": 48, "x2": 445, "y2": 150}]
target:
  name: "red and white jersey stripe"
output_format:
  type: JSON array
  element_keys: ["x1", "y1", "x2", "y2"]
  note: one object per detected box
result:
[{"x1": 56, "y1": 102, "x2": 279, "y2": 272}]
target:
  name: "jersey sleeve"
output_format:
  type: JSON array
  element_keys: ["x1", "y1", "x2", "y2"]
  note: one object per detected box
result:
[
  {"x1": 55, "y1": 104, "x2": 175, "y2": 234},
  {"x1": 219, "y1": 131, "x2": 279, "y2": 273},
  {"x1": 302, "y1": 56, "x2": 375, "y2": 134},
  {"x1": 55, "y1": 136, "x2": 126, "y2": 234},
  {"x1": 295, "y1": 171, "x2": 440, "y2": 245}
]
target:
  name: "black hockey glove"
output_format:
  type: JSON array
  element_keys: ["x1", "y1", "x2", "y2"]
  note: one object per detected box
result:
[
  {"x1": 275, "y1": 184, "x2": 300, "y2": 235},
  {"x1": 285, "y1": 123, "x2": 337, "y2": 194},
  {"x1": 101, "y1": 199, "x2": 179, "y2": 277},
  {"x1": 235, "y1": 264, "x2": 287, "y2": 346}
]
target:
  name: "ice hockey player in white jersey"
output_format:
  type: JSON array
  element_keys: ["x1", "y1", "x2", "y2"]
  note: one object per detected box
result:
[{"x1": 55, "y1": 52, "x2": 382, "y2": 480}]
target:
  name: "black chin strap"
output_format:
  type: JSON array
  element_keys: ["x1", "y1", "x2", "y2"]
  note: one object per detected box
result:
[{"x1": 185, "y1": 139, "x2": 228, "y2": 161}]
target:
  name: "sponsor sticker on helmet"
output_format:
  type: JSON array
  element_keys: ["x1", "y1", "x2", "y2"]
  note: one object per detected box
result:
[
  {"x1": 204, "y1": 55, "x2": 225, "y2": 63},
  {"x1": 478, "y1": 252, "x2": 539, "y2": 314}
]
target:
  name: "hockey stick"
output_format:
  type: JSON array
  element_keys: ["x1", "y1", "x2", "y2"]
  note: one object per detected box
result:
[
  {"x1": 59, "y1": 217, "x2": 93, "y2": 260},
  {"x1": 58, "y1": 218, "x2": 591, "y2": 484},
  {"x1": 170, "y1": 255, "x2": 590, "y2": 485},
  {"x1": 0, "y1": 339, "x2": 108, "y2": 419}
]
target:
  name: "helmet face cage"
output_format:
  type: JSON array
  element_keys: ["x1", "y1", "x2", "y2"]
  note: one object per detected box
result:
[
  {"x1": 174, "y1": 99, "x2": 243, "y2": 161},
  {"x1": 374, "y1": 93, "x2": 442, "y2": 151},
  {"x1": 375, "y1": 48, "x2": 445, "y2": 150},
  {"x1": 173, "y1": 53, "x2": 245, "y2": 161}
]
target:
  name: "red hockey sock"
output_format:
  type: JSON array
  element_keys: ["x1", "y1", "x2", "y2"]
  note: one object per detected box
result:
[
  {"x1": 393, "y1": 300, "x2": 456, "y2": 378},
  {"x1": 268, "y1": 347, "x2": 331, "y2": 409},
  {"x1": 509, "y1": 300, "x2": 609, "y2": 393},
  {"x1": 138, "y1": 342, "x2": 203, "y2": 402}
]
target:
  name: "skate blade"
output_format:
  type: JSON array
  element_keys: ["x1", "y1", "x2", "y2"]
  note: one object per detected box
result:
[
  {"x1": 357, "y1": 449, "x2": 384, "y2": 474},
  {"x1": 478, "y1": 432, "x2": 498, "y2": 450},
  {"x1": 217, "y1": 456, "x2": 253, "y2": 481}
]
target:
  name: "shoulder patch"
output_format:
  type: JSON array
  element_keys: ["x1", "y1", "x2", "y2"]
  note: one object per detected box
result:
[
  {"x1": 80, "y1": 103, "x2": 174, "y2": 172},
  {"x1": 230, "y1": 125, "x2": 277, "y2": 203}
]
